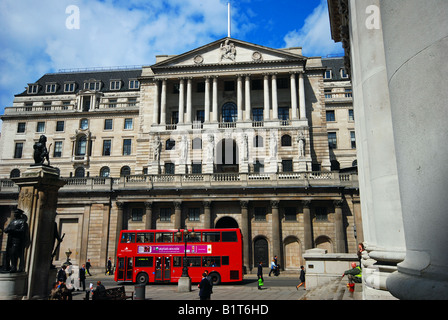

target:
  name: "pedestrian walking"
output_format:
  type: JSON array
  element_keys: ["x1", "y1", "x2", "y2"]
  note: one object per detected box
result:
[
  {"x1": 198, "y1": 272, "x2": 213, "y2": 300},
  {"x1": 57, "y1": 264, "x2": 67, "y2": 283},
  {"x1": 86, "y1": 258, "x2": 92, "y2": 276},
  {"x1": 79, "y1": 264, "x2": 87, "y2": 291},
  {"x1": 269, "y1": 259, "x2": 276, "y2": 276},
  {"x1": 296, "y1": 265, "x2": 306, "y2": 290},
  {"x1": 106, "y1": 257, "x2": 113, "y2": 275},
  {"x1": 257, "y1": 261, "x2": 264, "y2": 290}
]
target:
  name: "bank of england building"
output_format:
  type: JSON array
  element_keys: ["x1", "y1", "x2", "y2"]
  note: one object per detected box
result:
[{"x1": 0, "y1": 38, "x2": 361, "y2": 273}]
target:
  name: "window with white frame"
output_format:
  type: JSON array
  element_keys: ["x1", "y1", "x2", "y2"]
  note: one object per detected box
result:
[
  {"x1": 129, "y1": 79, "x2": 139, "y2": 89},
  {"x1": 53, "y1": 141, "x2": 63, "y2": 158},
  {"x1": 36, "y1": 122, "x2": 45, "y2": 133},
  {"x1": 64, "y1": 82, "x2": 75, "y2": 92},
  {"x1": 324, "y1": 69, "x2": 332, "y2": 79},
  {"x1": 46, "y1": 83, "x2": 57, "y2": 93},
  {"x1": 110, "y1": 80, "x2": 121, "y2": 90},
  {"x1": 28, "y1": 84, "x2": 39, "y2": 94},
  {"x1": 124, "y1": 118, "x2": 133, "y2": 130}
]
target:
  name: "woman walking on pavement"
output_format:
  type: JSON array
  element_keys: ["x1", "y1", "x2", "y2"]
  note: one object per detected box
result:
[{"x1": 296, "y1": 265, "x2": 306, "y2": 290}]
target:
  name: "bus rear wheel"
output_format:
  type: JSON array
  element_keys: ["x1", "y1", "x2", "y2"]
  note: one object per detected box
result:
[
  {"x1": 136, "y1": 272, "x2": 149, "y2": 284},
  {"x1": 209, "y1": 272, "x2": 221, "y2": 285}
]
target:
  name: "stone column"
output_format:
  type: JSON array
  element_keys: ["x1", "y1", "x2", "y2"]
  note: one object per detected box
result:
[
  {"x1": 237, "y1": 75, "x2": 243, "y2": 121},
  {"x1": 298, "y1": 72, "x2": 306, "y2": 119},
  {"x1": 186, "y1": 78, "x2": 192, "y2": 124},
  {"x1": 11, "y1": 165, "x2": 65, "y2": 300},
  {"x1": 178, "y1": 79, "x2": 185, "y2": 124},
  {"x1": 333, "y1": 200, "x2": 345, "y2": 253},
  {"x1": 115, "y1": 201, "x2": 124, "y2": 245},
  {"x1": 271, "y1": 201, "x2": 282, "y2": 266},
  {"x1": 302, "y1": 200, "x2": 312, "y2": 250},
  {"x1": 203, "y1": 201, "x2": 211, "y2": 229},
  {"x1": 290, "y1": 73, "x2": 298, "y2": 119},
  {"x1": 204, "y1": 77, "x2": 211, "y2": 123},
  {"x1": 379, "y1": 0, "x2": 448, "y2": 300},
  {"x1": 160, "y1": 79, "x2": 167, "y2": 125},
  {"x1": 144, "y1": 202, "x2": 153, "y2": 230},
  {"x1": 240, "y1": 201, "x2": 250, "y2": 273},
  {"x1": 245, "y1": 75, "x2": 251, "y2": 121},
  {"x1": 263, "y1": 75, "x2": 270, "y2": 120},
  {"x1": 212, "y1": 77, "x2": 218, "y2": 122},
  {"x1": 153, "y1": 80, "x2": 160, "y2": 124},
  {"x1": 174, "y1": 201, "x2": 182, "y2": 229},
  {"x1": 271, "y1": 74, "x2": 278, "y2": 120}
]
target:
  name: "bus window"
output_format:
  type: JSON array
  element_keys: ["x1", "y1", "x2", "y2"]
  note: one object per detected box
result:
[
  {"x1": 186, "y1": 232, "x2": 201, "y2": 243},
  {"x1": 121, "y1": 232, "x2": 135, "y2": 243},
  {"x1": 135, "y1": 257, "x2": 153, "y2": 267},
  {"x1": 202, "y1": 256, "x2": 221, "y2": 267},
  {"x1": 222, "y1": 256, "x2": 229, "y2": 265},
  {"x1": 137, "y1": 232, "x2": 154, "y2": 243},
  {"x1": 184, "y1": 256, "x2": 201, "y2": 267},
  {"x1": 173, "y1": 256, "x2": 182, "y2": 267},
  {"x1": 222, "y1": 231, "x2": 237, "y2": 242},
  {"x1": 156, "y1": 232, "x2": 173, "y2": 243},
  {"x1": 202, "y1": 232, "x2": 220, "y2": 242}
]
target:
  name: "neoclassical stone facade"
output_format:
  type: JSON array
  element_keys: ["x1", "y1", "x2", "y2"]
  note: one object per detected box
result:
[{"x1": 0, "y1": 38, "x2": 360, "y2": 274}]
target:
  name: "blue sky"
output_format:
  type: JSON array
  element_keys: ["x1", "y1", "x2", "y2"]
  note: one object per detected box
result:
[{"x1": 0, "y1": 0, "x2": 343, "y2": 116}]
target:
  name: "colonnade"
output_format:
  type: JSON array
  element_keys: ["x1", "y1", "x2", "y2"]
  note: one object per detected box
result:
[{"x1": 152, "y1": 72, "x2": 307, "y2": 126}]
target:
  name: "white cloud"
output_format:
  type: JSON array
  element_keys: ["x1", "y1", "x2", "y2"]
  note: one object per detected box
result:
[
  {"x1": 0, "y1": 0, "x2": 229, "y2": 110},
  {"x1": 283, "y1": 0, "x2": 343, "y2": 57}
]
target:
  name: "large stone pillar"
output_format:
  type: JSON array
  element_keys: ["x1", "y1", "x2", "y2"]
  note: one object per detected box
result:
[
  {"x1": 244, "y1": 75, "x2": 251, "y2": 121},
  {"x1": 160, "y1": 79, "x2": 167, "y2": 125},
  {"x1": 379, "y1": 0, "x2": 448, "y2": 300},
  {"x1": 302, "y1": 200, "x2": 313, "y2": 250},
  {"x1": 203, "y1": 201, "x2": 211, "y2": 229},
  {"x1": 12, "y1": 165, "x2": 65, "y2": 300},
  {"x1": 333, "y1": 200, "x2": 345, "y2": 253},
  {"x1": 186, "y1": 78, "x2": 192, "y2": 124},
  {"x1": 153, "y1": 80, "x2": 160, "y2": 124},
  {"x1": 237, "y1": 75, "x2": 243, "y2": 121},
  {"x1": 240, "y1": 201, "x2": 250, "y2": 273},
  {"x1": 263, "y1": 75, "x2": 270, "y2": 120},
  {"x1": 174, "y1": 201, "x2": 182, "y2": 229},
  {"x1": 270, "y1": 201, "x2": 282, "y2": 267},
  {"x1": 204, "y1": 77, "x2": 211, "y2": 123},
  {"x1": 298, "y1": 72, "x2": 306, "y2": 119},
  {"x1": 212, "y1": 77, "x2": 218, "y2": 122},
  {"x1": 144, "y1": 202, "x2": 153, "y2": 230},
  {"x1": 178, "y1": 79, "x2": 185, "y2": 124},
  {"x1": 271, "y1": 74, "x2": 278, "y2": 120},
  {"x1": 290, "y1": 73, "x2": 298, "y2": 119}
]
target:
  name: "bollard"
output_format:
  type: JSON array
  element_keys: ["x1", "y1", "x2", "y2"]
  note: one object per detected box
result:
[{"x1": 134, "y1": 284, "x2": 145, "y2": 300}]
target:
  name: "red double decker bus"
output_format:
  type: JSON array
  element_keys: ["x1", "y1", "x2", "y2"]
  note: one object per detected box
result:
[{"x1": 114, "y1": 228, "x2": 243, "y2": 285}]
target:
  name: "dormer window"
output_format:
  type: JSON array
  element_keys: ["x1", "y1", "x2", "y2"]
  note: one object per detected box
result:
[
  {"x1": 110, "y1": 80, "x2": 121, "y2": 90},
  {"x1": 84, "y1": 80, "x2": 101, "y2": 91},
  {"x1": 340, "y1": 68, "x2": 349, "y2": 79},
  {"x1": 324, "y1": 70, "x2": 332, "y2": 79},
  {"x1": 129, "y1": 79, "x2": 139, "y2": 89},
  {"x1": 64, "y1": 82, "x2": 75, "y2": 92},
  {"x1": 28, "y1": 84, "x2": 39, "y2": 94},
  {"x1": 46, "y1": 83, "x2": 57, "y2": 93}
]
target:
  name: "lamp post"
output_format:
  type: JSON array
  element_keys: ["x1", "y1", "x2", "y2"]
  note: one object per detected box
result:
[{"x1": 176, "y1": 226, "x2": 196, "y2": 292}]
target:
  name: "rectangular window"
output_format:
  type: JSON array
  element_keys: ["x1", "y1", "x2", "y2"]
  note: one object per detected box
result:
[
  {"x1": 160, "y1": 208, "x2": 171, "y2": 222},
  {"x1": 108, "y1": 99, "x2": 117, "y2": 108},
  {"x1": 156, "y1": 232, "x2": 173, "y2": 243},
  {"x1": 222, "y1": 231, "x2": 237, "y2": 242},
  {"x1": 124, "y1": 118, "x2": 133, "y2": 130},
  {"x1": 123, "y1": 139, "x2": 132, "y2": 155},
  {"x1": 36, "y1": 122, "x2": 45, "y2": 133},
  {"x1": 165, "y1": 162, "x2": 175, "y2": 174},
  {"x1": 285, "y1": 207, "x2": 297, "y2": 221},
  {"x1": 202, "y1": 232, "x2": 220, "y2": 242},
  {"x1": 56, "y1": 121, "x2": 65, "y2": 132},
  {"x1": 252, "y1": 108, "x2": 263, "y2": 121},
  {"x1": 46, "y1": 83, "x2": 57, "y2": 93},
  {"x1": 104, "y1": 119, "x2": 113, "y2": 130},
  {"x1": 348, "y1": 109, "x2": 354, "y2": 121},
  {"x1": 64, "y1": 83, "x2": 75, "y2": 92},
  {"x1": 28, "y1": 84, "x2": 38, "y2": 94},
  {"x1": 128, "y1": 98, "x2": 137, "y2": 106},
  {"x1": 135, "y1": 257, "x2": 153, "y2": 267},
  {"x1": 278, "y1": 107, "x2": 290, "y2": 120},
  {"x1": 129, "y1": 80, "x2": 139, "y2": 89},
  {"x1": 282, "y1": 159, "x2": 293, "y2": 172},
  {"x1": 14, "y1": 142, "x2": 23, "y2": 158},
  {"x1": 254, "y1": 207, "x2": 266, "y2": 221},
  {"x1": 202, "y1": 257, "x2": 221, "y2": 267},
  {"x1": 351, "y1": 131, "x2": 356, "y2": 149},
  {"x1": 131, "y1": 208, "x2": 143, "y2": 221},
  {"x1": 136, "y1": 232, "x2": 154, "y2": 243},
  {"x1": 192, "y1": 163, "x2": 202, "y2": 174},
  {"x1": 17, "y1": 122, "x2": 26, "y2": 133},
  {"x1": 315, "y1": 207, "x2": 328, "y2": 221},
  {"x1": 324, "y1": 70, "x2": 332, "y2": 79},
  {"x1": 110, "y1": 80, "x2": 121, "y2": 90},
  {"x1": 188, "y1": 208, "x2": 200, "y2": 221},
  {"x1": 53, "y1": 141, "x2": 63, "y2": 158},
  {"x1": 103, "y1": 140, "x2": 111, "y2": 156},
  {"x1": 326, "y1": 110, "x2": 335, "y2": 122},
  {"x1": 328, "y1": 132, "x2": 337, "y2": 149}
]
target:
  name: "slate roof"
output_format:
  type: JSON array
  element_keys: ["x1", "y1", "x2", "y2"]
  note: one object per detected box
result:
[
  {"x1": 16, "y1": 68, "x2": 142, "y2": 97},
  {"x1": 321, "y1": 57, "x2": 349, "y2": 81}
]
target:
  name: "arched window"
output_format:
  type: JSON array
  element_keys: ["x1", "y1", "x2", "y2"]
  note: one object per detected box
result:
[
  {"x1": 120, "y1": 166, "x2": 131, "y2": 177},
  {"x1": 254, "y1": 135, "x2": 263, "y2": 148},
  {"x1": 166, "y1": 138, "x2": 175, "y2": 150},
  {"x1": 10, "y1": 169, "x2": 20, "y2": 178},
  {"x1": 100, "y1": 166, "x2": 110, "y2": 177},
  {"x1": 281, "y1": 134, "x2": 292, "y2": 146},
  {"x1": 75, "y1": 167, "x2": 85, "y2": 177},
  {"x1": 222, "y1": 102, "x2": 237, "y2": 122}
]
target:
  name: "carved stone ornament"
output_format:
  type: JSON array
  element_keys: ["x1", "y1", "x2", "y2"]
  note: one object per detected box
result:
[
  {"x1": 220, "y1": 39, "x2": 236, "y2": 62},
  {"x1": 193, "y1": 55, "x2": 204, "y2": 64},
  {"x1": 252, "y1": 51, "x2": 263, "y2": 62}
]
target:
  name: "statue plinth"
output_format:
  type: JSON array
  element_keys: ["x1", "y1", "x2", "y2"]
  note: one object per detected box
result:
[{"x1": 10, "y1": 165, "x2": 65, "y2": 299}]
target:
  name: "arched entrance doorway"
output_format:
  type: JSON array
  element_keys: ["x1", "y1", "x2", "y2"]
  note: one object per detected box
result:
[
  {"x1": 215, "y1": 216, "x2": 238, "y2": 228},
  {"x1": 216, "y1": 139, "x2": 239, "y2": 173},
  {"x1": 253, "y1": 237, "x2": 269, "y2": 267}
]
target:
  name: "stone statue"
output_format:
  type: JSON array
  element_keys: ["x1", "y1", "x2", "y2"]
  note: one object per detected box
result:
[
  {"x1": 207, "y1": 134, "x2": 215, "y2": 162},
  {"x1": 269, "y1": 131, "x2": 277, "y2": 159},
  {"x1": 3, "y1": 209, "x2": 30, "y2": 273},
  {"x1": 297, "y1": 132, "x2": 306, "y2": 158},
  {"x1": 220, "y1": 39, "x2": 236, "y2": 62},
  {"x1": 33, "y1": 135, "x2": 51, "y2": 166},
  {"x1": 153, "y1": 135, "x2": 161, "y2": 161},
  {"x1": 180, "y1": 135, "x2": 188, "y2": 164}
]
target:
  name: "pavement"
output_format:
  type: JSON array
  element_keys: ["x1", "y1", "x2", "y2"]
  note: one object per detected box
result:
[{"x1": 69, "y1": 271, "x2": 361, "y2": 301}]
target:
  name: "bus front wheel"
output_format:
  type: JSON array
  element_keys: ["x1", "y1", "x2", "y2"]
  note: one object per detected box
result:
[
  {"x1": 136, "y1": 272, "x2": 149, "y2": 284},
  {"x1": 209, "y1": 272, "x2": 221, "y2": 285}
]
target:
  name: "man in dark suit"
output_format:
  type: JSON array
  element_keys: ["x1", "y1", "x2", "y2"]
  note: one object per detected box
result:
[
  {"x1": 79, "y1": 264, "x2": 87, "y2": 291},
  {"x1": 198, "y1": 273, "x2": 212, "y2": 300}
]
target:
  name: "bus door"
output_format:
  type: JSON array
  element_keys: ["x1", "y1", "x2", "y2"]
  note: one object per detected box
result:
[
  {"x1": 155, "y1": 256, "x2": 171, "y2": 282},
  {"x1": 116, "y1": 257, "x2": 133, "y2": 282}
]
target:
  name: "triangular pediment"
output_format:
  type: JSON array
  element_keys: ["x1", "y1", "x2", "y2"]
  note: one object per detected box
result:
[{"x1": 151, "y1": 37, "x2": 306, "y2": 69}]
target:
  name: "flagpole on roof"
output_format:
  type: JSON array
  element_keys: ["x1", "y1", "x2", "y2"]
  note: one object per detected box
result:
[{"x1": 228, "y1": 2, "x2": 231, "y2": 38}]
